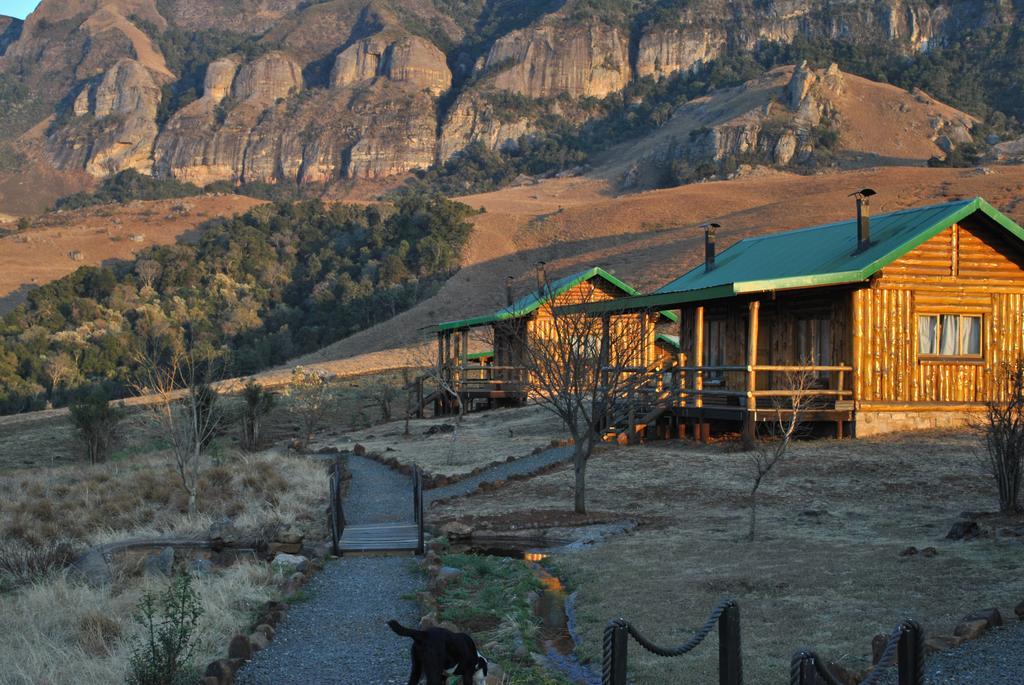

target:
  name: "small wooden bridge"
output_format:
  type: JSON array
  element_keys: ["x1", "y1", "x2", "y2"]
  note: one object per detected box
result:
[{"x1": 329, "y1": 460, "x2": 425, "y2": 556}]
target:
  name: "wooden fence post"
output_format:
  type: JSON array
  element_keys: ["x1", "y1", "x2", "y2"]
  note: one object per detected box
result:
[{"x1": 718, "y1": 602, "x2": 743, "y2": 685}]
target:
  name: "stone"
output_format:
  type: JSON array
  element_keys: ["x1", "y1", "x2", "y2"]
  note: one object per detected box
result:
[
  {"x1": 203, "y1": 659, "x2": 234, "y2": 682},
  {"x1": 430, "y1": 566, "x2": 464, "y2": 593},
  {"x1": 276, "y1": 527, "x2": 304, "y2": 545},
  {"x1": 921, "y1": 547, "x2": 938, "y2": 557},
  {"x1": 925, "y1": 634, "x2": 966, "y2": 653},
  {"x1": 254, "y1": 624, "x2": 275, "y2": 640},
  {"x1": 871, "y1": 633, "x2": 894, "y2": 665},
  {"x1": 283, "y1": 571, "x2": 306, "y2": 596},
  {"x1": 946, "y1": 520, "x2": 980, "y2": 540},
  {"x1": 70, "y1": 549, "x2": 112, "y2": 587},
  {"x1": 209, "y1": 517, "x2": 240, "y2": 549},
  {"x1": 962, "y1": 607, "x2": 1003, "y2": 629},
  {"x1": 189, "y1": 559, "x2": 215, "y2": 576},
  {"x1": 899, "y1": 546, "x2": 919, "y2": 556},
  {"x1": 271, "y1": 553, "x2": 309, "y2": 574},
  {"x1": 227, "y1": 634, "x2": 252, "y2": 660},
  {"x1": 144, "y1": 547, "x2": 175, "y2": 577},
  {"x1": 353, "y1": 443, "x2": 367, "y2": 455},
  {"x1": 953, "y1": 619, "x2": 989, "y2": 641},
  {"x1": 249, "y1": 630, "x2": 270, "y2": 652},
  {"x1": 267, "y1": 541, "x2": 302, "y2": 555},
  {"x1": 439, "y1": 521, "x2": 472, "y2": 539},
  {"x1": 1015, "y1": 600, "x2": 1024, "y2": 619}
]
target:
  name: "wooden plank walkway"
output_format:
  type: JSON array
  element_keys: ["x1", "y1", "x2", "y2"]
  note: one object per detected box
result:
[{"x1": 339, "y1": 523, "x2": 421, "y2": 554}]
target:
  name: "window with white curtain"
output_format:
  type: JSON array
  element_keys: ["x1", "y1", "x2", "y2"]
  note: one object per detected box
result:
[{"x1": 917, "y1": 314, "x2": 982, "y2": 357}]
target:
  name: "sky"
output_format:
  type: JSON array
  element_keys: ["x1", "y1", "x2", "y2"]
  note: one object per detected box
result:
[{"x1": 4, "y1": 0, "x2": 41, "y2": 20}]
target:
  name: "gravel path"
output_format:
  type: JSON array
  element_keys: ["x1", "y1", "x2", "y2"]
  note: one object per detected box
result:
[
  {"x1": 425, "y1": 445, "x2": 573, "y2": 504},
  {"x1": 917, "y1": 622, "x2": 1024, "y2": 684},
  {"x1": 236, "y1": 557, "x2": 421, "y2": 684},
  {"x1": 236, "y1": 455, "x2": 421, "y2": 685}
]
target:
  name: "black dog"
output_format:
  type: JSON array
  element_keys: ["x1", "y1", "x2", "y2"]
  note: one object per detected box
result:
[{"x1": 388, "y1": 619, "x2": 488, "y2": 685}]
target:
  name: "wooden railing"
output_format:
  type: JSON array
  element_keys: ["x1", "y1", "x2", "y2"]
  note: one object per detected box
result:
[
  {"x1": 602, "y1": 363, "x2": 854, "y2": 411},
  {"x1": 452, "y1": 363, "x2": 529, "y2": 392}
]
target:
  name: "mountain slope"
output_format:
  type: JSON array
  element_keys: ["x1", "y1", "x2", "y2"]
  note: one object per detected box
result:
[{"x1": 0, "y1": 0, "x2": 1021, "y2": 212}]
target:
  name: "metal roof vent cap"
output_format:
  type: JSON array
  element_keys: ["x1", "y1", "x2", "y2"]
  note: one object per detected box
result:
[{"x1": 851, "y1": 188, "x2": 877, "y2": 253}]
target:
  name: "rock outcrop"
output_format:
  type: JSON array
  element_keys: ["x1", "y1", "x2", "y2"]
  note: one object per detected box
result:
[
  {"x1": 438, "y1": 92, "x2": 535, "y2": 162},
  {"x1": 479, "y1": 20, "x2": 630, "y2": 99},
  {"x1": 332, "y1": 33, "x2": 451, "y2": 96},
  {"x1": 46, "y1": 58, "x2": 165, "y2": 176}
]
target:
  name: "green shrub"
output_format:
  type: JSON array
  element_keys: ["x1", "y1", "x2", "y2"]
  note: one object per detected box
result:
[
  {"x1": 68, "y1": 386, "x2": 123, "y2": 464},
  {"x1": 126, "y1": 574, "x2": 203, "y2": 685},
  {"x1": 241, "y1": 380, "x2": 275, "y2": 452}
]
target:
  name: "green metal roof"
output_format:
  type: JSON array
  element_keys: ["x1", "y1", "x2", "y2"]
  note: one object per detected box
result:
[
  {"x1": 575, "y1": 197, "x2": 1024, "y2": 313},
  {"x1": 437, "y1": 267, "x2": 679, "y2": 331},
  {"x1": 463, "y1": 350, "x2": 493, "y2": 361},
  {"x1": 656, "y1": 333, "x2": 680, "y2": 350}
]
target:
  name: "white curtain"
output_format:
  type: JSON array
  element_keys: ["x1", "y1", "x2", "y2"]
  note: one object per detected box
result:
[
  {"x1": 939, "y1": 315, "x2": 959, "y2": 355},
  {"x1": 960, "y1": 316, "x2": 981, "y2": 355},
  {"x1": 918, "y1": 315, "x2": 938, "y2": 355}
]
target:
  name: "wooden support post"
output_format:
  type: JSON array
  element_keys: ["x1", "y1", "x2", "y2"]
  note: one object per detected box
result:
[
  {"x1": 639, "y1": 313, "x2": 649, "y2": 369},
  {"x1": 461, "y1": 328, "x2": 469, "y2": 391},
  {"x1": 742, "y1": 300, "x2": 760, "y2": 449},
  {"x1": 694, "y1": 305, "x2": 704, "y2": 410},
  {"x1": 718, "y1": 602, "x2": 743, "y2": 685},
  {"x1": 600, "y1": 315, "x2": 612, "y2": 427}
]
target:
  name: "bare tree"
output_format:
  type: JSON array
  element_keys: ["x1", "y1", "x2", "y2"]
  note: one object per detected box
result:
[
  {"x1": 974, "y1": 359, "x2": 1024, "y2": 513},
  {"x1": 747, "y1": 365, "x2": 819, "y2": 540},
  {"x1": 135, "y1": 259, "x2": 163, "y2": 291},
  {"x1": 288, "y1": 366, "x2": 332, "y2": 450},
  {"x1": 43, "y1": 351, "x2": 79, "y2": 398},
  {"x1": 508, "y1": 283, "x2": 650, "y2": 514},
  {"x1": 133, "y1": 331, "x2": 223, "y2": 515}
]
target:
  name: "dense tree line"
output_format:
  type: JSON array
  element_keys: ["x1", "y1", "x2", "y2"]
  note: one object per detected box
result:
[{"x1": 0, "y1": 195, "x2": 475, "y2": 414}]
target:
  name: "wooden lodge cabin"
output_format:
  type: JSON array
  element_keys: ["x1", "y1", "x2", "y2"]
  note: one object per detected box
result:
[
  {"x1": 578, "y1": 194, "x2": 1024, "y2": 439},
  {"x1": 429, "y1": 267, "x2": 678, "y2": 413}
]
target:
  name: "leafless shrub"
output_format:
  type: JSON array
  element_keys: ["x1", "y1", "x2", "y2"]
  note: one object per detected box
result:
[
  {"x1": 0, "y1": 538, "x2": 77, "y2": 589},
  {"x1": 747, "y1": 365, "x2": 819, "y2": 540},
  {"x1": 133, "y1": 328, "x2": 223, "y2": 515},
  {"x1": 973, "y1": 359, "x2": 1024, "y2": 513},
  {"x1": 287, "y1": 366, "x2": 331, "y2": 450},
  {"x1": 240, "y1": 380, "x2": 275, "y2": 452}
]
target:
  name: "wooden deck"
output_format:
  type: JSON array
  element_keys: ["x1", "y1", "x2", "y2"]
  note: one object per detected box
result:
[{"x1": 338, "y1": 523, "x2": 422, "y2": 554}]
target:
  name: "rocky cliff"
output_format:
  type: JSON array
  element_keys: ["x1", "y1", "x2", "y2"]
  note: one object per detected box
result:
[{"x1": 0, "y1": 0, "x2": 1015, "y2": 192}]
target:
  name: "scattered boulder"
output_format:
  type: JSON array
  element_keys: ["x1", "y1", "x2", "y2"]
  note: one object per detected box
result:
[
  {"x1": 439, "y1": 521, "x2": 473, "y2": 539},
  {"x1": 209, "y1": 517, "x2": 241, "y2": 550},
  {"x1": 871, "y1": 633, "x2": 895, "y2": 665},
  {"x1": 925, "y1": 634, "x2": 966, "y2": 653},
  {"x1": 271, "y1": 553, "x2": 309, "y2": 574},
  {"x1": 899, "y1": 546, "x2": 918, "y2": 557},
  {"x1": 430, "y1": 566, "x2": 464, "y2": 593},
  {"x1": 189, "y1": 559, "x2": 215, "y2": 577},
  {"x1": 921, "y1": 547, "x2": 938, "y2": 557},
  {"x1": 424, "y1": 424, "x2": 455, "y2": 436},
  {"x1": 353, "y1": 443, "x2": 368, "y2": 455},
  {"x1": 249, "y1": 630, "x2": 270, "y2": 652},
  {"x1": 283, "y1": 571, "x2": 306, "y2": 596},
  {"x1": 953, "y1": 619, "x2": 989, "y2": 641},
  {"x1": 227, "y1": 634, "x2": 252, "y2": 660},
  {"x1": 70, "y1": 549, "x2": 112, "y2": 586},
  {"x1": 946, "y1": 520, "x2": 980, "y2": 540},
  {"x1": 962, "y1": 607, "x2": 1003, "y2": 629},
  {"x1": 254, "y1": 624, "x2": 275, "y2": 640},
  {"x1": 144, "y1": 547, "x2": 175, "y2": 577},
  {"x1": 203, "y1": 659, "x2": 234, "y2": 683},
  {"x1": 1016, "y1": 600, "x2": 1024, "y2": 620}
]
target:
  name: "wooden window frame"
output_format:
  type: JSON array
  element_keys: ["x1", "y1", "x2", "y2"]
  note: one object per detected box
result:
[{"x1": 916, "y1": 312, "x2": 984, "y2": 362}]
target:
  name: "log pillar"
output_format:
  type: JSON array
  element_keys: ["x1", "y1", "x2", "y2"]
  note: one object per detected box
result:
[{"x1": 742, "y1": 300, "x2": 760, "y2": 449}]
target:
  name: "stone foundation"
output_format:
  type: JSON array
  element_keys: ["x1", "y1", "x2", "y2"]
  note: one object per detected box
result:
[{"x1": 855, "y1": 410, "x2": 980, "y2": 437}]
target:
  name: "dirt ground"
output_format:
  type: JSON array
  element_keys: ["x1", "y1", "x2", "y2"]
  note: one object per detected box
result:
[
  {"x1": 318, "y1": 404, "x2": 567, "y2": 478},
  {"x1": 432, "y1": 427, "x2": 1023, "y2": 683}
]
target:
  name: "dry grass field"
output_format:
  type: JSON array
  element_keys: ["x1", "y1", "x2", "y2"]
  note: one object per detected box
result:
[
  {"x1": 0, "y1": 372, "x2": 417, "y2": 684},
  {"x1": 330, "y1": 404, "x2": 566, "y2": 478},
  {"x1": 432, "y1": 425, "x2": 1021, "y2": 683}
]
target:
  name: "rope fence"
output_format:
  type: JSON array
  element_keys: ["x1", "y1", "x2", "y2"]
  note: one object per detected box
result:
[{"x1": 602, "y1": 601, "x2": 926, "y2": 685}]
